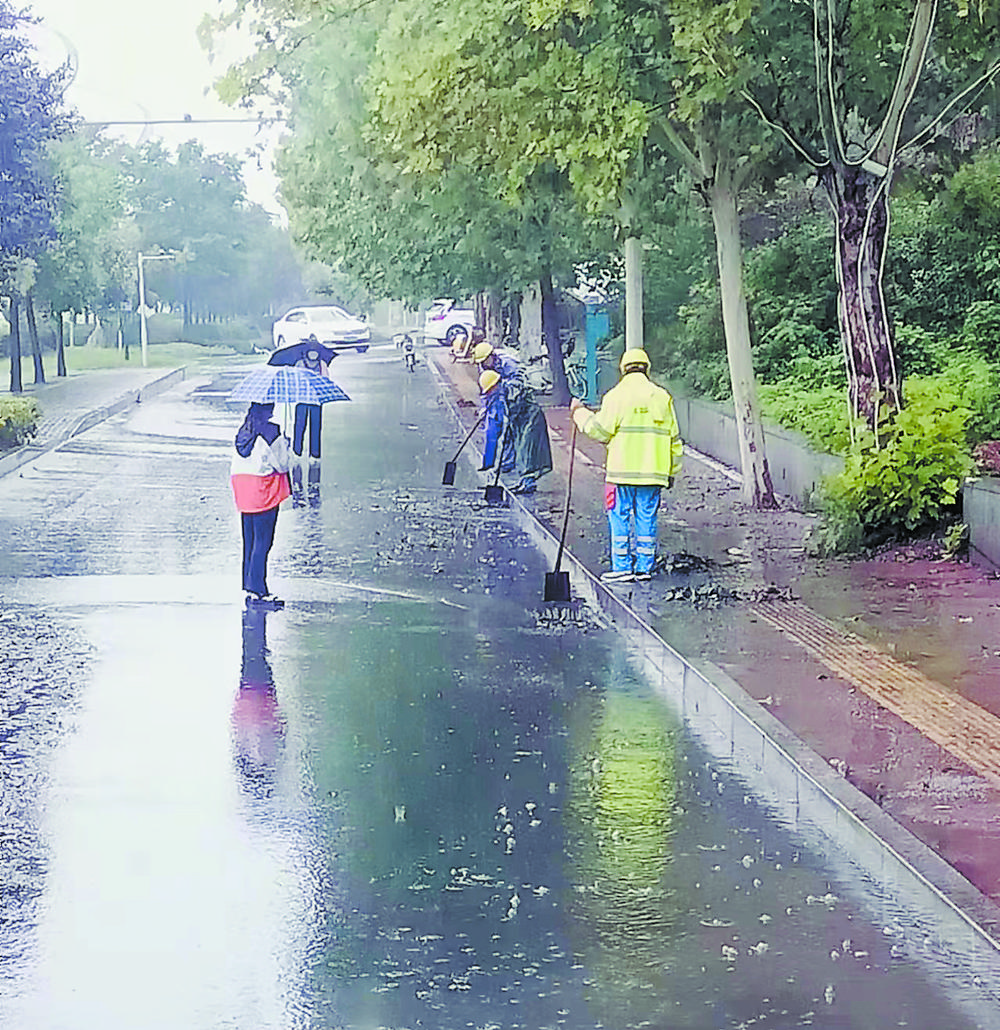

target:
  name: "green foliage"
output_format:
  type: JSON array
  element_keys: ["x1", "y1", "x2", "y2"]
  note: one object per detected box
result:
[
  {"x1": 0, "y1": 396, "x2": 39, "y2": 450},
  {"x1": 932, "y1": 346, "x2": 1000, "y2": 443},
  {"x1": 959, "y1": 300, "x2": 1000, "y2": 360},
  {"x1": 942, "y1": 521, "x2": 970, "y2": 559},
  {"x1": 815, "y1": 380, "x2": 973, "y2": 552},
  {"x1": 759, "y1": 382, "x2": 853, "y2": 454},
  {"x1": 660, "y1": 276, "x2": 729, "y2": 397}
]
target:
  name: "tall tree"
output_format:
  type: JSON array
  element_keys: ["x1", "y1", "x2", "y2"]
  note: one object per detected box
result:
[
  {"x1": 208, "y1": 0, "x2": 608, "y2": 393},
  {"x1": 35, "y1": 133, "x2": 134, "y2": 368},
  {"x1": 368, "y1": 0, "x2": 779, "y2": 504},
  {"x1": 740, "y1": 0, "x2": 1000, "y2": 431},
  {"x1": 0, "y1": 0, "x2": 73, "y2": 390}
]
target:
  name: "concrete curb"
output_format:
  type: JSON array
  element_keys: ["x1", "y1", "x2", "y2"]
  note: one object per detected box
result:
[
  {"x1": 0, "y1": 368, "x2": 186, "y2": 479},
  {"x1": 429, "y1": 356, "x2": 1000, "y2": 997}
]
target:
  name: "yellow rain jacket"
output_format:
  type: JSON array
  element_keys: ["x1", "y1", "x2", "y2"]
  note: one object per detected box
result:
[{"x1": 573, "y1": 371, "x2": 682, "y2": 487}]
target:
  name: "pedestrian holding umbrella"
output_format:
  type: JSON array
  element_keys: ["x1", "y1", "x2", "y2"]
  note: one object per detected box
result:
[
  {"x1": 230, "y1": 402, "x2": 292, "y2": 610},
  {"x1": 266, "y1": 335, "x2": 339, "y2": 459},
  {"x1": 229, "y1": 368, "x2": 350, "y2": 608}
]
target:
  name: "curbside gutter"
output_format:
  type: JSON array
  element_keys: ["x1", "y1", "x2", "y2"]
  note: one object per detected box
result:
[
  {"x1": 0, "y1": 367, "x2": 187, "y2": 480},
  {"x1": 430, "y1": 357, "x2": 1000, "y2": 1006}
]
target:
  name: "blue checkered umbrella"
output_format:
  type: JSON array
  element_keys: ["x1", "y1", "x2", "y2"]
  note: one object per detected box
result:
[{"x1": 230, "y1": 365, "x2": 350, "y2": 404}]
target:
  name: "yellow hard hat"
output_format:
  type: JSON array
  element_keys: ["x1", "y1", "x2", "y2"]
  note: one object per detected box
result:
[
  {"x1": 473, "y1": 342, "x2": 493, "y2": 364},
  {"x1": 479, "y1": 369, "x2": 501, "y2": 393},
  {"x1": 620, "y1": 348, "x2": 651, "y2": 374}
]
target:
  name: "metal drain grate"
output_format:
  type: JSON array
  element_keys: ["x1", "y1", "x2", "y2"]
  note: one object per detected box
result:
[{"x1": 750, "y1": 600, "x2": 1000, "y2": 785}]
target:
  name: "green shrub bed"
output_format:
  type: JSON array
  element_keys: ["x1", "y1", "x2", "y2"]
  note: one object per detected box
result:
[{"x1": 0, "y1": 397, "x2": 40, "y2": 451}]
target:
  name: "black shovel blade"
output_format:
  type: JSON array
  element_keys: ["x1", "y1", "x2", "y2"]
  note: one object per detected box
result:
[
  {"x1": 442, "y1": 461, "x2": 457, "y2": 486},
  {"x1": 484, "y1": 484, "x2": 508, "y2": 506},
  {"x1": 544, "y1": 570, "x2": 571, "y2": 603}
]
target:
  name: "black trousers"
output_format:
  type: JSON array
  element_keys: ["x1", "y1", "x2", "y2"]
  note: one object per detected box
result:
[
  {"x1": 241, "y1": 506, "x2": 279, "y2": 597},
  {"x1": 293, "y1": 404, "x2": 322, "y2": 458}
]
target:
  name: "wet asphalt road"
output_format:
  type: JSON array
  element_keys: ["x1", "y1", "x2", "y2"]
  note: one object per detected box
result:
[{"x1": 1, "y1": 344, "x2": 998, "y2": 1029}]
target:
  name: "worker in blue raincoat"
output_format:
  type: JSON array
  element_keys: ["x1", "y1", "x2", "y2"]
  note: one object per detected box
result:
[
  {"x1": 478, "y1": 368, "x2": 552, "y2": 493},
  {"x1": 475, "y1": 344, "x2": 551, "y2": 494}
]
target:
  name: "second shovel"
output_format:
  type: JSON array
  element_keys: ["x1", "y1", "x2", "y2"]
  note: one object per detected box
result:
[{"x1": 442, "y1": 410, "x2": 487, "y2": 485}]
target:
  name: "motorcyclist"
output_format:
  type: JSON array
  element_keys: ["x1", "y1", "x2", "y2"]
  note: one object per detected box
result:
[{"x1": 402, "y1": 333, "x2": 417, "y2": 371}]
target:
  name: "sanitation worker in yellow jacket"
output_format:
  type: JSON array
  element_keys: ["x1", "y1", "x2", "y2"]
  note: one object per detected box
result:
[{"x1": 570, "y1": 348, "x2": 682, "y2": 583}]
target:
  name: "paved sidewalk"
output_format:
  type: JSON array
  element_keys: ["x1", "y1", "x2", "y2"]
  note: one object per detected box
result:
[
  {"x1": 0, "y1": 366, "x2": 186, "y2": 477},
  {"x1": 427, "y1": 346, "x2": 1000, "y2": 938}
]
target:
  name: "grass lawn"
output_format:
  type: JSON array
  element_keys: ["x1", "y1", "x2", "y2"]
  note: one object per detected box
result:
[{"x1": 0, "y1": 341, "x2": 248, "y2": 384}]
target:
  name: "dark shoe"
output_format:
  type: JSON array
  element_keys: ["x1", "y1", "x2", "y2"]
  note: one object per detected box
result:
[{"x1": 249, "y1": 593, "x2": 284, "y2": 610}]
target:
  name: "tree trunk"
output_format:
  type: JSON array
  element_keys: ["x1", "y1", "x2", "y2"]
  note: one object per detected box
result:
[
  {"x1": 9, "y1": 295, "x2": 22, "y2": 393},
  {"x1": 624, "y1": 235, "x2": 643, "y2": 351},
  {"x1": 26, "y1": 292, "x2": 45, "y2": 385},
  {"x1": 503, "y1": 290, "x2": 521, "y2": 347},
  {"x1": 707, "y1": 174, "x2": 777, "y2": 509},
  {"x1": 540, "y1": 271, "x2": 569, "y2": 406},
  {"x1": 56, "y1": 312, "x2": 66, "y2": 376},
  {"x1": 484, "y1": 287, "x2": 503, "y2": 346},
  {"x1": 820, "y1": 162, "x2": 900, "y2": 431}
]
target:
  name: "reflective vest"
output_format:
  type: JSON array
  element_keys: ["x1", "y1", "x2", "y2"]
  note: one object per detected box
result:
[{"x1": 572, "y1": 372, "x2": 682, "y2": 486}]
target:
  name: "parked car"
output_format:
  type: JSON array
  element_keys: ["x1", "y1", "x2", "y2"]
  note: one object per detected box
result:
[
  {"x1": 423, "y1": 298, "x2": 476, "y2": 346},
  {"x1": 272, "y1": 305, "x2": 371, "y2": 353}
]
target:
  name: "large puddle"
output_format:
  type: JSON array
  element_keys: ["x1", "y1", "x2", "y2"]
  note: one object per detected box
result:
[{"x1": 2, "y1": 580, "x2": 994, "y2": 1028}]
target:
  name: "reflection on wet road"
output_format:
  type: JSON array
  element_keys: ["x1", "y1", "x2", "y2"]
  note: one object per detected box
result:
[{"x1": 0, "y1": 350, "x2": 995, "y2": 1028}]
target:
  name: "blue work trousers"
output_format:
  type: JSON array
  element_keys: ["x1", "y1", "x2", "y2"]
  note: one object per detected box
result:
[
  {"x1": 606, "y1": 484, "x2": 661, "y2": 574},
  {"x1": 293, "y1": 404, "x2": 322, "y2": 458},
  {"x1": 241, "y1": 506, "x2": 279, "y2": 597}
]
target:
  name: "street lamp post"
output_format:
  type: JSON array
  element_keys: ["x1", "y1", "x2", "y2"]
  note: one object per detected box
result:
[{"x1": 137, "y1": 252, "x2": 176, "y2": 368}]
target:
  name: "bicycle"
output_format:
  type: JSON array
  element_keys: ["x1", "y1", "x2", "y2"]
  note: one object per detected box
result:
[{"x1": 565, "y1": 356, "x2": 588, "y2": 399}]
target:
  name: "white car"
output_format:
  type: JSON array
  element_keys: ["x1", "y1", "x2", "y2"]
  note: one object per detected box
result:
[
  {"x1": 272, "y1": 305, "x2": 371, "y2": 353},
  {"x1": 423, "y1": 298, "x2": 476, "y2": 346}
]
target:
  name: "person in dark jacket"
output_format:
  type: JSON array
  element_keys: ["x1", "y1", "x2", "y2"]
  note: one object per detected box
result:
[
  {"x1": 475, "y1": 343, "x2": 551, "y2": 493},
  {"x1": 478, "y1": 369, "x2": 552, "y2": 494},
  {"x1": 230, "y1": 402, "x2": 291, "y2": 608},
  {"x1": 268, "y1": 334, "x2": 336, "y2": 459}
]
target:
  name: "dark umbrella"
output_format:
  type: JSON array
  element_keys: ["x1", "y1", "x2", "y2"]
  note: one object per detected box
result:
[{"x1": 267, "y1": 335, "x2": 337, "y2": 367}]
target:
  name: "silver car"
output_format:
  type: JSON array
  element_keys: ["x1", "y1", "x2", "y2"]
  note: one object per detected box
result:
[{"x1": 272, "y1": 305, "x2": 371, "y2": 353}]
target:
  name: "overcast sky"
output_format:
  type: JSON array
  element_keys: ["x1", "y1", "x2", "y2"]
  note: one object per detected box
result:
[{"x1": 25, "y1": 0, "x2": 283, "y2": 216}]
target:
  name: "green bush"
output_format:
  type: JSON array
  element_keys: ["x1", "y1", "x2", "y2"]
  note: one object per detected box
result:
[
  {"x1": 759, "y1": 382, "x2": 854, "y2": 454},
  {"x1": 0, "y1": 397, "x2": 40, "y2": 450},
  {"x1": 933, "y1": 347, "x2": 1000, "y2": 443},
  {"x1": 814, "y1": 380, "x2": 972, "y2": 553},
  {"x1": 959, "y1": 300, "x2": 1000, "y2": 361}
]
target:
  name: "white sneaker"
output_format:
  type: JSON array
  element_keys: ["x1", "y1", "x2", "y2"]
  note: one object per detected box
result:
[{"x1": 600, "y1": 570, "x2": 635, "y2": 583}]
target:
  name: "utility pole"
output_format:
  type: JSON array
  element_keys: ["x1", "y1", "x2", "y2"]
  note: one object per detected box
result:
[{"x1": 137, "y1": 252, "x2": 176, "y2": 367}]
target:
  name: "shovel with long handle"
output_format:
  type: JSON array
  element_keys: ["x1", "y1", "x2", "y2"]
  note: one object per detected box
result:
[
  {"x1": 544, "y1": 422, "x2": 577, "y2": 602},
  {"x1": 442, "y1": 409, "x2": 488, "y2": 485},
  {"x1": 484, "y1": 421, "x2": 510, "y2": 506}
]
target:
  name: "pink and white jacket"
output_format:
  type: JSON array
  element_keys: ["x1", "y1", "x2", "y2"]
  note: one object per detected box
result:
[{"x1": 230, "y1": 434, "x2": 292, "y2": 514}]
